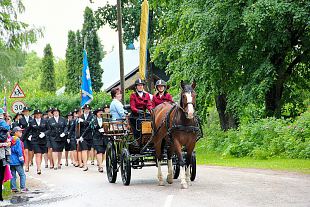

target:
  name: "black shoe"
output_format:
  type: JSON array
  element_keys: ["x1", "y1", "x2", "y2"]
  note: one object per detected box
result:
[
  {"x1": 37, "y1": 170, "x2": 41, "y2": 175},
  {"x1": 45, "y1": 165, "x2": 48, "y2": 168}
]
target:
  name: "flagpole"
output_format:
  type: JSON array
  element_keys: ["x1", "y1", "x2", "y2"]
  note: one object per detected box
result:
[{"x1": 117, "y1": 0, "x2": 125, "y2": 105}]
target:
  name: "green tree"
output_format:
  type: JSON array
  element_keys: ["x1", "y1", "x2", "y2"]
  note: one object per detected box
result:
[
  {"x1": 82, "y1": 7, "x2": 104, "y2": 92},
  {"x1": 20, "y1": 51, "x2": 42, "y2": 92},
  {"x1": 55, "y1": 58, "x2": 66, "y2": 89},
  {"x1": 41, "y1": 44, "x2": 56, "y2": 92},
  {"x1": 0, "y1": 0, "x2": 42, "y2": 48},
  {"x1": 152, "y1": 0, "x2": 310, "y2": 129},
  {"x1": 0, "y1": 42, "x2": 26, "y2": 89},
  {"x1": 65, "y1": 31, "x2": 79, "y2": 93}
]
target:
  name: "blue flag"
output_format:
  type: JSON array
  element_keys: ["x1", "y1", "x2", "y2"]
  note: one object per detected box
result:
[{"x1": 81, "y1": 49, "x2": 93, "y2": 107}]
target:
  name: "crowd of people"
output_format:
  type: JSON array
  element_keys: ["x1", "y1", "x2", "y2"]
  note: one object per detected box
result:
[{"x1": 0, "y1": 78, "x2": 173, "y2": 199}]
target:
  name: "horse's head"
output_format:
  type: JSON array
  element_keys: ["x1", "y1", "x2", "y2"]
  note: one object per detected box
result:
[{"x1": 180, "y1": 80, "x2": 196, "y2": 119}]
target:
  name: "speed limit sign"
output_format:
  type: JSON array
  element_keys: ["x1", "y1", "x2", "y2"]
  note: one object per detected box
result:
[{"x1": 11, "y1": 101, "x2": 26, "y2": 114}]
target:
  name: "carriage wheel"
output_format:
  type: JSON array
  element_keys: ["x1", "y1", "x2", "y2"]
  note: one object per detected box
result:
[
  {"x1": 120, "y1": 148, "x2": 131, "y2": 186},
  {"x1": 190, "y1": 152, "x2": 196, "y2": 181},
  {"x1": 106, "y1": 142, "x2": 117, "y2": 183},
  {"x1": 173, "y1": 162, "x2": 180, "y2": 179}
]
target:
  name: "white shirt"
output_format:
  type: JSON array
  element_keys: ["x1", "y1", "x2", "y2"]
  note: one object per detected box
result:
[
  {"x1": 54, "y1": 116, "x2": 59, "y2": 123},
  {"x1": 24, "y1": 116, "x2": 29, "y2": 123},
  {"x1": 97, "y1": 117, "x2": 102, "y2": 127},
  {"x1": 137, "y1": 91, "x2": 144, "y2": 98},
  {"x1": 84, "y1": 113, "x2": 89, "y2": 120},
  {"x1": 36, "y1": 118, "x2": 41, "y2": 126}
]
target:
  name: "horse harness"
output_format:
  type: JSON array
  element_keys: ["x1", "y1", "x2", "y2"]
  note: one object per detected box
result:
[{"x1": 150, "y1": 102, "x2": 203, "y2": 146}]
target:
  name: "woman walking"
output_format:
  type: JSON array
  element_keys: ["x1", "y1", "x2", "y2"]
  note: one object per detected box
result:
[
  {"x1": 92, "y1": 108, "x2": 108, "y2": 173},
  {"x1": 23, "y1": 110, "x2": 48, "y2": 174},
  {"x1": 46, "y1": 108, "x2": 67, "y2": 170}
]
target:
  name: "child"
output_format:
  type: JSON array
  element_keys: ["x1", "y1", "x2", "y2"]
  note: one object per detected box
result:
[{"x1": 10, "y1": 127, "x2": 27, "y2": 193}]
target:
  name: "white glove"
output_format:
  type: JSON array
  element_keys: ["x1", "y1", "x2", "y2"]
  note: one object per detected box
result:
[
  {"x1": 60, "y1": 133, "x2": 66, "y2": 137},
  {"x1": 79, "y1": 136, "x2": 84, "y2": 142},
  {"x1": 28, "y1": 135, "x2": 32, "y2": 141},
  {"x1": 98, "y1": 128, "x2": 104, "y2": 133},
  {"x1": 78, "y1": 118, "x2": 84, "y2": 123},
  {"x1": 39, "y1": 132, "x2": 45, "y2": 138},
  {"x1": 67, "y1": 139, "x2": 70, "y2": 144}
]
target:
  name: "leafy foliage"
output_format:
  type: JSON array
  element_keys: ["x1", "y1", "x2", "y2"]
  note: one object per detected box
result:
[
  {"x1": 0, "y1": 0, "x2": 42, "y2": 48},
  {"x1": 65, "y1": 31, "x2": 80, "y2": 93},
  {"x1": 40, "y1": 44, "x2": 56, "y2": 92},
  {"x1": 82, "y1": 7, "x2": 104, "y2": 92},
  {"x1": 204, "y1": 108, "x2": 310, "y2": 159},
  {"x1": 0, "y1": 42, "x2": 26, "y2": 89}
]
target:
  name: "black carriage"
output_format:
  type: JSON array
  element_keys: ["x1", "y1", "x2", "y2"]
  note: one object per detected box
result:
[{"x1": 103, "y1": 112, "x2": 197, "y2": 186}]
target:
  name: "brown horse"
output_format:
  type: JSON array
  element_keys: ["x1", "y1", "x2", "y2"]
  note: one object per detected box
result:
[{"x1": 152, "y1": 80, "x2": 200, "y2": 189}]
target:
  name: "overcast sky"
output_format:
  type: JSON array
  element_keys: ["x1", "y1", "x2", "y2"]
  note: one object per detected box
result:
[{"x1": 20, "y1": 0, "x2": 118, "y2": 58}]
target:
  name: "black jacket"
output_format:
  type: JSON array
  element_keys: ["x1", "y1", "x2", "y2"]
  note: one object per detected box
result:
[
  {"x1": 19, "y1": 116, "x2": 33, "y2": 142},
  {"x1": 80, "y1": 113, "x2": 93, "y2": 140},
  {"x1": 46, "y1": 117, "x2": 67, "y2": 142},
  {"x1": 91, "y1": 117, "x2": 107, "y2": 146},
  {"x1": 24, "y1": 119, "x2": 48, "y2": 145}
]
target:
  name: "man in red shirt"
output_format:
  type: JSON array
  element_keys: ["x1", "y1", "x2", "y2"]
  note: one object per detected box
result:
[
  {"x1": 152, "y1": 80, "x2": 173, "y2": 108},
  {"x1": 129, "y1": 79, "x2": 153, "y2": 146}
]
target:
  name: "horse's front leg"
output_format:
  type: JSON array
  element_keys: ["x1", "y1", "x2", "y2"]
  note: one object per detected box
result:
[
  {"x1": 175, "y1": 141, "x2": 188, "y2": 189},
  {"x1": 157, "y1": 159, "x2": 165, "y2": 186},
  {"x1": 166, "y1": 159, "x2": 173, "y2": 184},
  {"x1": 185, "y1": 146, "x2": 195, "y2": 186}
]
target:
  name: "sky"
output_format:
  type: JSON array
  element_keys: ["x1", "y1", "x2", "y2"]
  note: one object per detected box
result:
[{"x1": 19, "y1": 0, "x2": 119, "y2": 58}]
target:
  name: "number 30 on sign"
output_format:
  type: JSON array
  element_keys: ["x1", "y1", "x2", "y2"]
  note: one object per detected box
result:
[{"x1": 11, "y1": 101, "x2": 26, "y2": 114}]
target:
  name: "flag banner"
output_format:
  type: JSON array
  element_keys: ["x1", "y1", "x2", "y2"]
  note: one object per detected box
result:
[
  {"x1": 139, "y1": 0, "x2": 149, "y2": 80},
  {"x1": 81, "y1": 49, "x2": 93, "y2": 107}
]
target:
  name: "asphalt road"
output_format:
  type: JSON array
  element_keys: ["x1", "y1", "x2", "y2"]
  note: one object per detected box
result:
[{"x1": 3, "y1": 161, "x2": 310, "y2": 207}]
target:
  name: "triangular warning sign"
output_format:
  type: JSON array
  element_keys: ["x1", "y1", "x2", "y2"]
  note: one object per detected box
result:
[{"x1": 10, "y1": 83, "x2": 26, "y2": 98}]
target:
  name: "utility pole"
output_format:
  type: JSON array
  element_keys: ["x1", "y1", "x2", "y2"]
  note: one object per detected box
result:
[{"x1": 117, "y1": 0, "x2": 125, "y2": 104}]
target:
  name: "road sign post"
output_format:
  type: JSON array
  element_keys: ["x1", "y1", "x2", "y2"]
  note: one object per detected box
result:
[
  {"x1": 11, "y1": 100, "x2": 26, "y2": 114},
  {"x1": 10, "y1": 83, "x2": 26, "y2": 98}
]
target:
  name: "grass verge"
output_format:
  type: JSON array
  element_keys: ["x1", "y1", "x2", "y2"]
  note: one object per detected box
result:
[{"x1": 196, "y1": 150, "x2": 310, "y2": 174}]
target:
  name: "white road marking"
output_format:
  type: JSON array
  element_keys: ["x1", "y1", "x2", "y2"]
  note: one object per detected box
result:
[{"x1": 164, "y1": 195, "x2": 174, "y2": 207}]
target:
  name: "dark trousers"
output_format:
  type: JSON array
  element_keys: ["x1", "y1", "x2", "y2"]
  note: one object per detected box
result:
[{"x1": 0, "y1": 160, "x2": 5, "y2": 201}]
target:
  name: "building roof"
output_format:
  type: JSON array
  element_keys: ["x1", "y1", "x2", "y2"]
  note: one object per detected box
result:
[{"x1": 101, "y1": 47, "x2": 139, "y2": 91}]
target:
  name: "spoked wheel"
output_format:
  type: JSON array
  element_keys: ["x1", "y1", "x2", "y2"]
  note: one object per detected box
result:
[
  {"x1": 190, "y1": 152, "x2": 196, "y2": 181},
  {"x1": 120, "y1": 148, "x2": 131, "y2": 186},
  {"x1": 106, "y1": 142, "x2": 117, "y2": 183},
  {"x1": 173, "y1": 156, "x2": 180, "y2": 179}
]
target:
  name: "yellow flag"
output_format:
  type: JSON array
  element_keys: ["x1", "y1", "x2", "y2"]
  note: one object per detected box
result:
[{"x1": 139, "y1": 0, "x2": 149, "y2": 80}]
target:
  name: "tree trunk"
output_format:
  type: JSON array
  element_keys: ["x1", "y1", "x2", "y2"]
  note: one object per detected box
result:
[
  {"x1": 265, "y1": 78, "x2": 285, "y2": 118},
  {"x1": 215, "y1": 94, "x2": 239, "y2": 131}
]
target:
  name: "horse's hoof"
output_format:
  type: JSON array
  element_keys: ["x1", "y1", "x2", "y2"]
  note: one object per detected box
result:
[
  {"x1": 159, "y1": 181, "x2": 165, "y2": 186},
  {"x1": 186, "y1": 180, "x2": 192, "y2": 186},
  {"x1": 181, "y1": 183, "x2": 188, "y2": 189},
  {"x1": 167, "y1": 177, "x2": 173, "y2": 184}
]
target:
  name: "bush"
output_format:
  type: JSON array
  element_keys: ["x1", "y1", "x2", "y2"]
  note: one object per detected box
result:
[
  {"x1": 204, "y1": 110, "x2": 310, "y2": 159},
  {"x1": 21, "y1": 91, "x2": 111, "y2": 116}
]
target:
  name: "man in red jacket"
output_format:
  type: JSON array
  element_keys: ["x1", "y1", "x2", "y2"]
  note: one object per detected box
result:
[
  {"x1": 129, "y1": 79, "x2": 153, "y2": 146},
  {"x1": 152, "y1": 80, "x2": 173, "y2": 108}
]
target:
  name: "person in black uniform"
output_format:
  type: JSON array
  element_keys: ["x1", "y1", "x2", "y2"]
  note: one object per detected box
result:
[
  {"x1": 69, "y1": 108, "x2": 79, "y2": 167},
  {"x1": 12, "y1": 112, "x2": 22, "y2": 129},
  {"x1": 91, "y1": 107, "x2": 108, "y2": 173},
  {"x1": 45, "y1": 107, "x2": 54, "y2": 169},
  {"x1": 76, "y1": 104, "x2": 93, "y2": 171},
  {"x1": 23, "y1": 109, "x2": 48, "y2": 174},
  {"x1": 64, "y1": 112, "x2": 73, "y2": 166},
  {"x1": 46, "y1": 108, "x2": 67, "y2": 170},
  {"x1": 19, "y1": 106, "x2": 33, "y2": 172}
]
